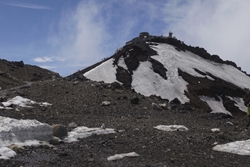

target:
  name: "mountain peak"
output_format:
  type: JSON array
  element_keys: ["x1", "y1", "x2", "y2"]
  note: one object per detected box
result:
[{"x1": 70, "y1": 33, "x2": 250, "y2": 116}]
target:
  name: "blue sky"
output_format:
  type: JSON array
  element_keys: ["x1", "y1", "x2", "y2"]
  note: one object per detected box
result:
[{"x1": 1, "y1": 0, "x2": 250, "y2": 76}]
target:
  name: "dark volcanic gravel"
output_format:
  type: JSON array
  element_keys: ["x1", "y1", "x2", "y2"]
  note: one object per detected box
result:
[{"x1": 1, "y1": 79, "x2": 250, "y2": 167}]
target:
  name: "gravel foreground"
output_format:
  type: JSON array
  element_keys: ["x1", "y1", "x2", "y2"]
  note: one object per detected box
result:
[{"x1": 1, "y1": 79, "x2": 250, "y2": 167}]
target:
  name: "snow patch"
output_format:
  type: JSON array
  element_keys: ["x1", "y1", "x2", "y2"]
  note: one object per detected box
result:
[
  {"x1": 151, "y1": 44, "x2": 250, "y2": 90},
  {"x1": 0, "y1": 147, "x2": 16, "y2": 160},
  {"x1": 1, "y1": 96, "x2": 52, "y2": 109},
  {"x1": 0, "y1": 116, "x2": 52, "y2": 159},
  {"x1": 64, "y1": 126, "x2": 115, "y2": 143},
  {"x1": 0, "y1": 116, "x2": 53, "y2": 145},
  {"x1": 227, "y1": 96, "x2": 247, "y2": 113},
  {"x1": 132, "y1": 61, "x2": 189, "y2": 103},
  {"x1": 84, "y1": 59, "x2": 117, "y2": 83},
  {"x1": 200, "y1": 96, "x2": 232, "y2": 116},
  {"x1": 107, "y1": 152, "x2": 140, "y2": 161},
  {"x1": 154, "y1": 125, "x2": 188, "y2": 131},
  {"x1": 213, "y1": 139, "x2": 250, "y2": 155}
]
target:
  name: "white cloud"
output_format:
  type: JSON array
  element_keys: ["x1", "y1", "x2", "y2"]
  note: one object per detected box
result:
[
  {"x1": 48, "y1": 1, "x2": 109, "y2": 69},
  {"x1": 162, "y1": 0, "x2": 250, "y2": 73},
  {"x1": 3, "y1": 2, "x2": 52, "y2": 10},
  {"x1": 33, "y1": 56, "x2": 65, "y2": 63}
]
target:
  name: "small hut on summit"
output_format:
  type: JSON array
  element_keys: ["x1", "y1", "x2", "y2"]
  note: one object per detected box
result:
[{"x1": 139, "y1": 32, "x2": 150, "y2": 39}]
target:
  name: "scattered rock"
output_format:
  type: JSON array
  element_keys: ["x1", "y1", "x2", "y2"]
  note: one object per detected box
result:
[
  {"x1": 131, "y1": 97, "x2": 139, "y2": 104},
  {"x1": 111, "y1": 82, "x2": 122, "y2": 90},
  {"x1": 226, "y1": 121, "x2": 234, "y2": 126},
  {"x1": 39, "y1": 141, "x2": 54, "y2": 149},
  {"x1": 101, "y1": 123, "x2": 105, "y2": 129},
  {"x1": 52, "y1": 124, "x2": 68, "y2": 139},
  {"x1": 49, "y1": 136, "x2": 63, "y2": 145},
  {"x1": 73, "y1": 81, "x2": 79, "y2": 85},
  {"x1": 152, "y1": 103, "x2": 161, "y2": 110},
  {"x1": 159, "y1": 103, "x2": 168, "y2": 109},
  {"x1": 8, "y1": 144, "x2": 25, "y2": 153},
  {"x1": 58, "y1": 150, "x2": 69, "y2": 157},
  {"x1": 68, "y1": 122, "x2": 78, "y2": 129},
  {"x1": 170, "y1": 98, "x2": 181, "y2": 104}
]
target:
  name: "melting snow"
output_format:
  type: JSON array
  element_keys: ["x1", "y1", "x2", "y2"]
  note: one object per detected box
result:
[
  {"x1": 227, "y1": 96, "x2": 247, "y2": 113},
  {"x1": 200, "y1": 96, "x2": 232, "y2": 116},
  {"x1": 0, "y1": 96, "x2": 52, "y2": 109},
  {"x1": 107, "y1": 152, "x2": 140, "y2": 161},
  {"x1": 132, "y1": 61, "x2": 189, "y2": 103},
  {"x1": 213, "y1": 140, "x2": 250, "y2": 155},
  {"x1": 64, "y1": 126, "x2": 115, "y2": 143},
  {"x1": 0, "y1": 147, "x2": 16, "y2": 160},
  {"x1": 154, "y1": 125, "x2": 188, "y2": 131},
  {"x1": 0, "y1": 116, "x2": 52, "y2": 159}
]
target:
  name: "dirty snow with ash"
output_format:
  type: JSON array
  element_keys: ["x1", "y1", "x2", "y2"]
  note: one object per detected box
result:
[
  {"x1": 0, "y1": 116, "x2": 52, "y2": 159},
  {"x1": 83, "y1": 43, "x2": 250, "y2": 104},
  {"x1": 107, "y1": 152, "x2": 140, "y2": 161},
  {"x1": 0, "y1": 96, "x2": 52, "y2": 109},
  {"x1": 154, "y1": 125, "x2": 188, "y2": 131},
  {"x1": 64, "y1": 126, "x2": 115, "y2": 143}
]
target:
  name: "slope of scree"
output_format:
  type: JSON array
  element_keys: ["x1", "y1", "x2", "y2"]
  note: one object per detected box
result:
[
  {"x1": 68, "y1": 33, "x2": 250, "y2": 115},
  {"x1": 0, "y1": 59, "x2": 61, "y2": 89},
  {"x1": 1, "y1": 79, "x2": 250, "y2": 167}
]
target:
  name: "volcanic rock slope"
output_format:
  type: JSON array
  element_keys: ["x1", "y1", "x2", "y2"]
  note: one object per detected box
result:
[
  {"x1": 0, "y1": 59, "x2": 61, "y2": 89},
  {"x1": 1, "y1": 35, "x2": 250, "y2": 167},
  {"x1": 76, "y1": 35, "x2": 250, "y2": 117}
]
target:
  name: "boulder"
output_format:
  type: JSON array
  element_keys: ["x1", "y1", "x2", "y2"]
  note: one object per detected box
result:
[
  {"x1": 152, "y1": 103, "x2": 161, "y2": 110},
  {"x1": 52, "y1": 124, "x2": 68, "y2": 139}
]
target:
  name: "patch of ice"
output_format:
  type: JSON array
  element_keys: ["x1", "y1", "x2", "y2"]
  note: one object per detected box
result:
[
  {"x1": 213, "y1": 139, "x2": 250, "y2": 155},
  {"x1": 107, "y1": 152, "x2": 140, "y2": 161},
  {"x1": 154, "y1": 125, "x2": 188, "y2": 131},
  {"x1": 64, "y1": 126, "x2": 115, "y2": 143}
]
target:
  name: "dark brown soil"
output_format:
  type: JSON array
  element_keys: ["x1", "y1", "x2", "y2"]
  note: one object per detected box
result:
[{"x1": 1, "y1": 79, "x2": 250, "y2": 167}]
